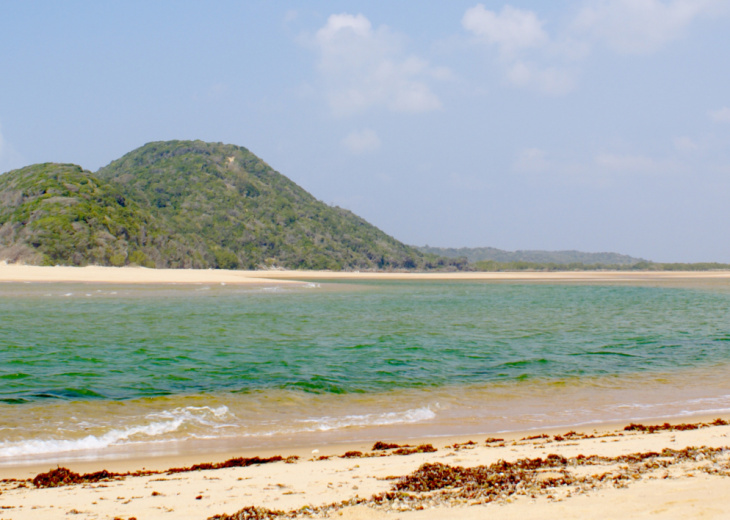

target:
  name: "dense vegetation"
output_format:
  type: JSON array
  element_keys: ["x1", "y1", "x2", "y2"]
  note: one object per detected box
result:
[
  {"x1": 417, "y1": 245, "x2": 646, "y2": 265},
  {"x1": 0, "y1": 141, "x2": 462, "y2": 270},
  {"x1": 0, "y1": 163, "x2": 160, "y2": 266},
  {"x1": 470, "y1": 260, "x2": 730, "y2": 271}
]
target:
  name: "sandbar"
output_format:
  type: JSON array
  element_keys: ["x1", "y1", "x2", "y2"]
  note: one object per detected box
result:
[{"x1": 2, "y1": 262, "x2": 730, "y2": 285}]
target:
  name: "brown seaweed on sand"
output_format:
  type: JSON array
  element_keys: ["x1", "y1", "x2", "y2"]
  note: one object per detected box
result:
[
  {"x1": 209, "y1": 443, "x2": 730, "y2": 519},
  {"x1": 167, "y1": 456, "x2": 295, "y2": 473},
  {"x1": 32, "y1": 467, "x2": 122, "y2": 488},
  {"x1": 31, "y1": 455, "x2": 298, "y2": 489},
  {"x1": 209, "y1": 505, "x2": 286, "y2": 519}
]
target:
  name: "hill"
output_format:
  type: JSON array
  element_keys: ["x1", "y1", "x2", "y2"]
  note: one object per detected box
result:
[
  {"x1": 416, "y1": 245, "x2": 647, "y2": 265},
  {"x1": 0, "y1": 163, "x2": 162, "y2": 266},
  {"x1": 0, "y1": 141, "x2": 460, "y2": 271}
]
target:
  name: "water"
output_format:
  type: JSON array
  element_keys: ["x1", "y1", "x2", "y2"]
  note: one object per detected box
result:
[{"x1": 1, "y1": 279, "x2": 730, "y2": 465}]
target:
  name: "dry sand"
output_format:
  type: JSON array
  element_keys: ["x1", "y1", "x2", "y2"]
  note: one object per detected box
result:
[
  {"x1": 1, "y1": 417, "x2": 729, "y2": 519},
  {"x1": 2, "y1": 262, "x2": 730, "y2": 285}
]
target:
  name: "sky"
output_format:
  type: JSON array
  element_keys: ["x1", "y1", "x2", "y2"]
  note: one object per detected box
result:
[{"x1": 2, "y1": 1, "x2": 730, "y2": 262}]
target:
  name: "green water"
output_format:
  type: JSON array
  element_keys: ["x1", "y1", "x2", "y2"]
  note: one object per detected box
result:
[
  {"x1": 2, "y1": 281, "x2": 729, "y2": 403},
  {"x1": 1, "y1": 279, "x2": 729, "y2": 463}
]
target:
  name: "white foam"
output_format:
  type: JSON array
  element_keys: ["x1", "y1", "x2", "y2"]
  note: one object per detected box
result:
[
  {"x1": 294, "y1": 406, "x2": 436, "y2": 432},
  {"x1": 0, "y1": 419, "x2": 183, "y2": 458},
  {"x1": 0, "y1": 405, "x2": 233, "y2": 458}
]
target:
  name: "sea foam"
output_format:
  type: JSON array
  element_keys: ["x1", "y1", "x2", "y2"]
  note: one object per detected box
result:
[{"x1": 0, "y1": 405, "x2": 232, "y2": 458}]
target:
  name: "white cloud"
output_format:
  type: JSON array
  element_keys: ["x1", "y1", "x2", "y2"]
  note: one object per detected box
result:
[
  {"x1": 313, "y1": 13, "x2": 446, "y2": 116},
  {"x1": 462, "y1": 5, "x2": 576, "y2": 95},
  {"x1": 462, "y1": 4, "x2": 548, "y2": 56},
  {"x1": 709, "y1": 107, "x2": 730, "y2": 122},
  {"x1": 574, "y1": 0, "x2": 720, "y2": 54},
  {"x1": 341, "y1": 128, "x2": 381, "y2": 154}
]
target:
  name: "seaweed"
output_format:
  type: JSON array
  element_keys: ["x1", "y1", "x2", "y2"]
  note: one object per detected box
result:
[{"x1": 32, "y1": 467, "x2": 121, "y2": 488}]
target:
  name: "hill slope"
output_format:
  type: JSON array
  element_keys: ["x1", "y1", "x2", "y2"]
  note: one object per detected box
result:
[
  {"x1": 0, "y1": 163, "x2": 161, "y2": 266},
  {"x1": 1, "y1": 141, "x2": 455, "y2": 270}
]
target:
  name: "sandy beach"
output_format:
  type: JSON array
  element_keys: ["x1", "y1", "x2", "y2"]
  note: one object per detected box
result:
[
  {"x1": 1, "y1": 417, "x2": 729, "y2": 519},
  {"x1": 2, "y1": 262, "x2": 730, "y2": 285}
]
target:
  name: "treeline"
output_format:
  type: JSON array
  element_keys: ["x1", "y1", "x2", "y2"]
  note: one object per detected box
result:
[
  {"x1": 473, "y1": 260, "x2": 730, "y2": 272},
  {"x1": 417, "y1": 245, "x2": 645, "y2": 265}
]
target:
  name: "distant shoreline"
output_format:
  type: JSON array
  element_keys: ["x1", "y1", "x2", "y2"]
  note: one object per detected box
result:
[{"x1": 2, "y1": 263, "x2": 730, "y2": 285}]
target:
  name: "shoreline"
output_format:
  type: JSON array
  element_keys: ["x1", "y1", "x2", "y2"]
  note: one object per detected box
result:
[
  {"x1": 2, "y1": 263, "x2": 730, "y2": 285},
  {"x1": 1, "y1": 411, "x2": 726, "y2": 479},
  {"x1": 2, "y1": 415, "x2": 729, "y2": 519}
]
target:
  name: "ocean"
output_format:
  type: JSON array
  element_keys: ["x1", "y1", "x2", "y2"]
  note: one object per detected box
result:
[{"x1": 2, "y1": 278, "x2": 730, "y2": 466}]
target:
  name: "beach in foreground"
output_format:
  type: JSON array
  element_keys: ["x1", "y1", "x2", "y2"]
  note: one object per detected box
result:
[{"x1": 1, "y1": 416, "x2": 729, "y2": 519}]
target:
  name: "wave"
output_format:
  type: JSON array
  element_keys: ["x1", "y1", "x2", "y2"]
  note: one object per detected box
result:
[
  {"x1": 0, "y1": 405, "x2": 232, "y2": 458},
  {"x1": 0, "y1": 404, "x2": 436, "y2": 459},
  {"x1": 291, "y1": 406, "x2": 436, "y2": 433}
]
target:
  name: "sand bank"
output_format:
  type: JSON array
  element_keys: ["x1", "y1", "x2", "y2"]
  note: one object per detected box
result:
[
  {"x1": 0, "y1": 264, "x2": 300, "y2": 285},
  {"x1": 2, "y1": 263, "x2": 730, "y2": 285},
  {"x1": 2, "y1": 417, "x2": 729, "y2": 519}
]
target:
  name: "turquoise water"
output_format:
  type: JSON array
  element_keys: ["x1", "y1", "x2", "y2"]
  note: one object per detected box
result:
[{"x1": 1, "y1": 280, "x2": 730, "y2": 463}]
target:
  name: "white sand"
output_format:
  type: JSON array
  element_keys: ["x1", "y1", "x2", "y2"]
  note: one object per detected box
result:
[
  {"x1": 1, "y1": 418, "x2": 729, "y2": 519},
  {"x1": 2, "y1": 263, "x2": 730, "y2": 285}
]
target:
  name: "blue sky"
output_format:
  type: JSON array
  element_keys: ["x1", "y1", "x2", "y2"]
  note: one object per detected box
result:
[{"x1": 2, "y1": 1, "x2": 730, "y2": 262}]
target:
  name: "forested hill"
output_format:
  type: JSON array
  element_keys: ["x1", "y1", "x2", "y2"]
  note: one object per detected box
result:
[
  {"x1": 416, "y1": 246, "x2": 647, "y2": 265},
  {"x1": 0, "y1": 140, "x2": 459, "y2": 270}
]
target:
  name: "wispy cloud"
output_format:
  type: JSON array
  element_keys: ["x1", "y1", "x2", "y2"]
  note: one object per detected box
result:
[
  {"x1": 594, "y1": 152, "x2": 679, "y2": 174},
  {"x1": 462, "y1": 5, "x2": 548, "y2": 56},
  {"x1": 514, "y1": 146, "x2": 686, "y2": 185},
  {"x1": 462, "y1": 1, "x2": 725, "y2": 95},
  {"x1": 709, "y1": 106, "x2": 730, "y2": 122},
  {"x1": 574, "y1": 0, "x2": 722, "y2": 54},
  {"x1": 462, "y1": 4, "x2": 578, "y2": 95},
  {"x1": 673, "y1": 136, "x2": 700, "y2": 152},
  {"x1": 341, "y1": 128, "x2": 381, "y2": 154},
  {"x1": 514, "y1": 148, "x2": 549, "y2": 173},
  {"x1": 313, "y1": 13, "x2": 448, "y2": 116}
]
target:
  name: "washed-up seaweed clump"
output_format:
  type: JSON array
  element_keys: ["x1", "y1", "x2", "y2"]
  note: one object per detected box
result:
[
  {"x1": 31, "y1": 454, "x2": 298, "y2": 489},
  {"x1": 393, "y1": 444, "x2": 437, "y2": 455},
  {"x1": 32, "y1": 467, "x2": 121, "y2": 488},
  {"x1": 372, "y1": 441, "x2": 401, "y2": 450},
  {"x1": 167, "y1": 456, "x2": 294, "y2": 474},
  {"x1": 624, "y1": 419, "x2": 728, "y2": 433},
  {"x1": 393, "y1": 454, "x2": 571, "y2": 499},
  {"x1": 209, "y1": 506, "x2": 286, "y2": 520},
  {"x1": 338, "y1": 444, "x2": 437, "y2": 459}
]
